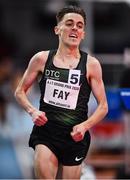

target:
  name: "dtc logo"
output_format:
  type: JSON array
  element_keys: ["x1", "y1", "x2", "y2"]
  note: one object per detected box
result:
[{"x1": 45, "y1": 69, "x2": 60, "y2": 78}]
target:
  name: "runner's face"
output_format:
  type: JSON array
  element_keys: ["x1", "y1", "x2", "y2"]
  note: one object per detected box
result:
[{"x1": 55, "y1": 13, "x2": 85, "y2": 47}]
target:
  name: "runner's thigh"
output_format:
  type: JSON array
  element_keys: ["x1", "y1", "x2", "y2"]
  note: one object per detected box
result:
[
  {"x1": 62, "y1": 164, "x2": 82, "y2": 179},
  {"x1": 34, "y1": 144, "x2": 58, "y2": 179}
]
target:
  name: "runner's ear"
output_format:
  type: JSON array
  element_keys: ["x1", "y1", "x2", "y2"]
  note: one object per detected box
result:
[
  {"x1": 81, "y1": 31, "x2": 85, "y2": 40},
  {"x1": 54, "y1": 26, "x2": 60, "y2": 35}
]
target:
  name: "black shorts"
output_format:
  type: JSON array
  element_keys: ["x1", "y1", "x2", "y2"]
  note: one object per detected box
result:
[{"x1": 29, "y1": 121, "x2": 91, "y2": 166}]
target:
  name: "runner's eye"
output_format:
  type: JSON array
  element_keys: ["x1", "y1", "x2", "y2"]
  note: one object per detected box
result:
[
  {"x1": 77, "y1": 23, "x2": 84, "y2": 29},
  {"x1": 66, "y1": 22, "x2": 73, "y2": 27}
]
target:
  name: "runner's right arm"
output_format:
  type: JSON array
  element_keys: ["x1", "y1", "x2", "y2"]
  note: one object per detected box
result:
[{"x1": 14, "y1": 51, "x2": 49, "y2": 126}]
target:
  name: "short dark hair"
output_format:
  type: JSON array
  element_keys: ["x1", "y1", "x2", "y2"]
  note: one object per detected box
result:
[{"x1": 56, "y1": 5, "x2": 86, "y2": 25}]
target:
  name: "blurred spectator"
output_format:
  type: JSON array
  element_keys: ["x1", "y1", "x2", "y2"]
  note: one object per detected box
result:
[
  {"x1": 0, "y1": 93, "x2": 7, "y2": 137},
  {"x1": 0, "y1": 55, "x2": 13, "y2": 84},
  {"x1": 120, "y1": 48, "x2": 130, "y2": 89},
  {"x1": 0, "y1": 55, "x2": 14, "y2": 104},
  {"x1": 0, "y1": 93, "x2": 23, "y2": 178},
  {"x1": 0, "y1": 68, "x2": 38, "y2": 178},
  {"x1": 115, "y1": 48, "x2": 130, "y2": 179}
]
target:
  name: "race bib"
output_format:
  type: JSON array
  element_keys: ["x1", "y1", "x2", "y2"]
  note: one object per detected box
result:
[{"x1": 44, "y1": 70, "x2": 81, "y2": 109}]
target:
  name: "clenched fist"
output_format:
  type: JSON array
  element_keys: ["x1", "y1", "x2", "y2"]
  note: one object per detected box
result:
[
  {"x1": 71, "y1": 123, "x2": 86, "y2": 142},
  {"x1": 31, "y1": 109, "x2": 48, "y2": 126}
]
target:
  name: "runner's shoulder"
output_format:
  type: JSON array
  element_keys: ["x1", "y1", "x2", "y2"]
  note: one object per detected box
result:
[
  {"x1": 28, "y1": 50, "x2": 49, "y2": 67},
  {"x1": 87, "y1": 54, "x2": 102, "y2": 73},
  {"x1": 32, "y1": 50, "x2": 49, "y2": 64}
]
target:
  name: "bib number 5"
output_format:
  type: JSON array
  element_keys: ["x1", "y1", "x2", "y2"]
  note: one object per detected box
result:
[{"x1": 68, "y1": 69, "x2": 81, "y2": 85}]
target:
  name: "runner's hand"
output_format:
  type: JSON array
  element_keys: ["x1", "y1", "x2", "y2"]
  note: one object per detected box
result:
[
  {"x1": 31, "y1": 109, "x2": 48, "y2": 126},
  {"x1": 71, "y1": 123, "x2": 86, "y2": 142}
]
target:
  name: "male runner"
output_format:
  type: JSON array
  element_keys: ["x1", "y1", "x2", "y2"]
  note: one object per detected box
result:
[{"x1": 15, "y1": 5, "x2": 108, "y2": 179}]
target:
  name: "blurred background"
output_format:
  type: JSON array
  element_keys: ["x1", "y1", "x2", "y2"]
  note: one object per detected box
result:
[{"x1": 0, "y1": 0, "x2": 130, "y2": 179}]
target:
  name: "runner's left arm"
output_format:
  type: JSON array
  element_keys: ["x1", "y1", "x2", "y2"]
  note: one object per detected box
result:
[{"x1": 71, "y1": 55, "x2": 108, "y2": 142}]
